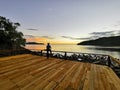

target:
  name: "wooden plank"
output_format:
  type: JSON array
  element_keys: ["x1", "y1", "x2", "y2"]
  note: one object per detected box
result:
[
  {"x1": 21, "y1": 60, "x2": 65, "y2": 89},
  {"x1": 97, "y1": 65, "x2": 105, "y2": 90},
  {"x1": 21, "y1": 69, "x2": 57, "y2": 90},
  {"x1": 0, "y1": 78, "x2": 18, "y2": 90},
  {"x1": 0, "y1": 57, "x2": 41, "y2": 74},
  {"x1": 30, "y1": 60, "x2": 62, "y2": 77},
  {"x1": 0, "y1": 54, "x2": 120, "y2": 90},
  {"x1": 78, "y1": 63, "x2": 88, "y2": 90},
  {"x1": 69, "y1": 63, "x2": 84, "y2": 89},
  {"x1": 55, "y1": 63, "x2": 80, "y2": 89},
  {"x1": 43, "y1": 81, "x2": 57, "y2": 90},
  {"x1": 83, "y1": 63, "x2": 96, "y2": 90},
  {"x1": 100, "y1": 67, "x2": 111, "y2": 90},
  {"x1": 92, "y1": 65, "x2": 99, "y2": 90},
  {"x1": 105, "y1": 67, "x2": 120, "y2": 89},
  {"x1": 83, "y1": 71, "x2": 90, "y2": 90},
  {"x1": 15, "y1": 75, "x2": 35, "y2": 88},
  {"x1": 0, "y1": 54, "x2": 31, "y2": 61}
]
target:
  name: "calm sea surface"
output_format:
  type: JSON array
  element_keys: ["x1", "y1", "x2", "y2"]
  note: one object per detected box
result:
[{"x1": 25, "y1": 44, "x2": 120, "y2": 59}]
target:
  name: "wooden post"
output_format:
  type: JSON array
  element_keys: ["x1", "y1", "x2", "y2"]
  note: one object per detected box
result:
[{"x1": 108, "y1": 56, "x2": 111, "y2": 67}]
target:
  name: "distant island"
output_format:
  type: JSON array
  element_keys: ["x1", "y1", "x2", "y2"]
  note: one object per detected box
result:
[
  {"x1": 26, "y1": 42, "x2": 44, "y2": 45},
  {"x1": 77, "y1": 36, "x2": 120, "y2": 46}
]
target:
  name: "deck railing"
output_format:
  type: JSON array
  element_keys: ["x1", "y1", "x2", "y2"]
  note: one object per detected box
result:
[
  {"x1": 34, "y1": 50, "x2": 120, "y2": 77},
  {"x1": 32, "y1": 50, "x2": 120, "y2": 67}
]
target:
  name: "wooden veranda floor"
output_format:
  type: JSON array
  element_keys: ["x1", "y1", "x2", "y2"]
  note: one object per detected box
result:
[{"x1": 0, "y1": 54, "x2": 120, "y2": 90}]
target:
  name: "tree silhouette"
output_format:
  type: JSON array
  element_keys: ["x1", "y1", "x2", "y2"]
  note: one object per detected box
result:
[{"x1": 0, "y1": 16, "x2": 26, "y2": 49}]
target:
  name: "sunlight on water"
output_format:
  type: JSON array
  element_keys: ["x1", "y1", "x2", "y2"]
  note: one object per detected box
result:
[
  {"x1": 25, "y1": 44, "x2": 120, "y2": 59},
  {"x1": 25, "y1": 45, "x2": 46, "y2": 51}
]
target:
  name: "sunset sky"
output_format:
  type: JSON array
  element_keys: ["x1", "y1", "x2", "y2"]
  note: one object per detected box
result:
[{"x1": 0, "y1": 0, "x2": 120, "y2": 44}]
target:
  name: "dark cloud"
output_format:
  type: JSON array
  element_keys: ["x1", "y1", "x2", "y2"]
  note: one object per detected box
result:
[
  {"x1": 41, "y1": 36, "x2": 54, "y2": 39},
  {"x1": 24, "y1": 35, "x2": 35, "y2": 38},
  {"x1": 61, "y1": 36, "x2": 74, "y2": 39},
  {"x1": 89, "y1": 30, "x2": 120, "y2": 39},
  {"x1": 24, "y1": 35, "x2": 42, "y2": 38},
  {"x1": 90, "y1": 31, "x2": 114, "y2": 36},
  {"x1": 27, "y1": 28, "x2": 38, "y2": 31},
  {"x1": 62, "y1": 30, "x2": 120, "y2": 41},
  {"x1": 77, "y1": 37, "x2": 90, "y2": 40},
  {"x1": 62, "y1": 36, "x2": 79, "y2": 40},
  {"x1": 61, "y1": 36, "x2": 89, "y2": 40},
  {"x1": 115, "y1": 30, "x2": 120, "y2": 36},
  {"x1": 90, "y1": 31, "x2": 116, "y2": 38},
  {"x1": 24, "y1": 35, "x2": 54, "y2": 39},
  {"x1": 118, "y1": 31, "x2": 120, "y2": 34},
  {"x1": 89, "y1": 36, "x2": 101, "y2": 40}
]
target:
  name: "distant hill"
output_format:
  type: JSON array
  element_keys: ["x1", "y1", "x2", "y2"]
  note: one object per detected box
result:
[
  {"x1": 26, "y1": 42, "x2": 44, "y2": 45},
  {"x1": 77, "y1": 36, "x2": 120, "y2": 46}
]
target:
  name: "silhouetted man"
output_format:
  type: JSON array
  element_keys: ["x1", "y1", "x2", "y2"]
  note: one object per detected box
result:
[{"x1": 46, "y1": 43, "x2": 52, "y2": 58}]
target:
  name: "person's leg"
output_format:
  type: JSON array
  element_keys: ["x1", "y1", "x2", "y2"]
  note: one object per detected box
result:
[{"x1": 47, "y1": 50, "x2": 49, "y2": 58}]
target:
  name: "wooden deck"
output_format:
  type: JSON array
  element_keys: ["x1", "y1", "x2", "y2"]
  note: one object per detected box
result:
[{"x1": 0, "y1": 54, "x2": 120, "y2": 90}]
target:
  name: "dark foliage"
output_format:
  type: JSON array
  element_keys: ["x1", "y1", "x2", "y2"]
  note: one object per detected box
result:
[{"x1": 0, "y1": 16, "x2": 26, "y2": 49}]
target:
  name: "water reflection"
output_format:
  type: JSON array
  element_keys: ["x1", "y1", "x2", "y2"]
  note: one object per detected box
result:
[{"x1": 25, "y1": 44, "x2": 120, "y2": 59}]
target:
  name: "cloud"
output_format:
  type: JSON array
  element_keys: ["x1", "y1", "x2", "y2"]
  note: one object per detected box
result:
[
  {"x1": 114, "y1": 21, "x2": 120, "y2": 27},
  {"x1": 114, "y1": 30, "x2": 120, "y2": 36},
  {"x1": 61, "y1": 30, "x2": 120, "y2": 41},
  {"x1": 62, "y1": 36, "x2": 79, "y2": 40},
  {"x1": 90, "y1": 31, "x2": 116, "y2": 38},
  {"x1": 24, "y1": 35, "x2": 42, "y2": 38},
  {"x1": 24, "y1": 35, "x2": 35, "y2": 38},
  {"x1": 89, "y1": 30, "x2": 120, "y2": 39},
  {"x1": 27, "y1": 28, "x2": 38, "y2": 31},
  {"x1": 24, "y1": 35, "x2": 54, "y2": 39},
  {"x1": 24, "y1": 35, "x2": 48, "y2": 43},
  {"x1": 61, "y1": 36, "x2": 89, "y2": 40},
  {"x1": 118, "y1": 31, "x2": 120, "y2": 34},
  {"x1": 41, "y1": 36, "x2": 54, "y2": 39},
  {"x1": 90, "y1": 31, "x2": 114, "y2": 36}
]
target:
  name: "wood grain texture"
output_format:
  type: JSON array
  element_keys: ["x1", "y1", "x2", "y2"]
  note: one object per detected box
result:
[{"x1": 0, "y1": 54, "x2": 120, "y2": 90}]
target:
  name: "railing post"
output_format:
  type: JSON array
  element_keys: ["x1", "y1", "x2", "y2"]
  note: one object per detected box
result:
[
  {"x1": 108, "y1": 56, "x2": 111, "y2": 67},
  {"x1": 64, "y1": 52, "x2": 67, "y2": 60}
]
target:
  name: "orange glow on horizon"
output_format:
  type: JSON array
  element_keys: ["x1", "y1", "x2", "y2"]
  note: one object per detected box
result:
[
  {"x1": 26, "y1": 37, "x2": 78, "y2": 45},
  {"x1": 26, "y1": 37, "x2": 47, "y2": 43}
]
